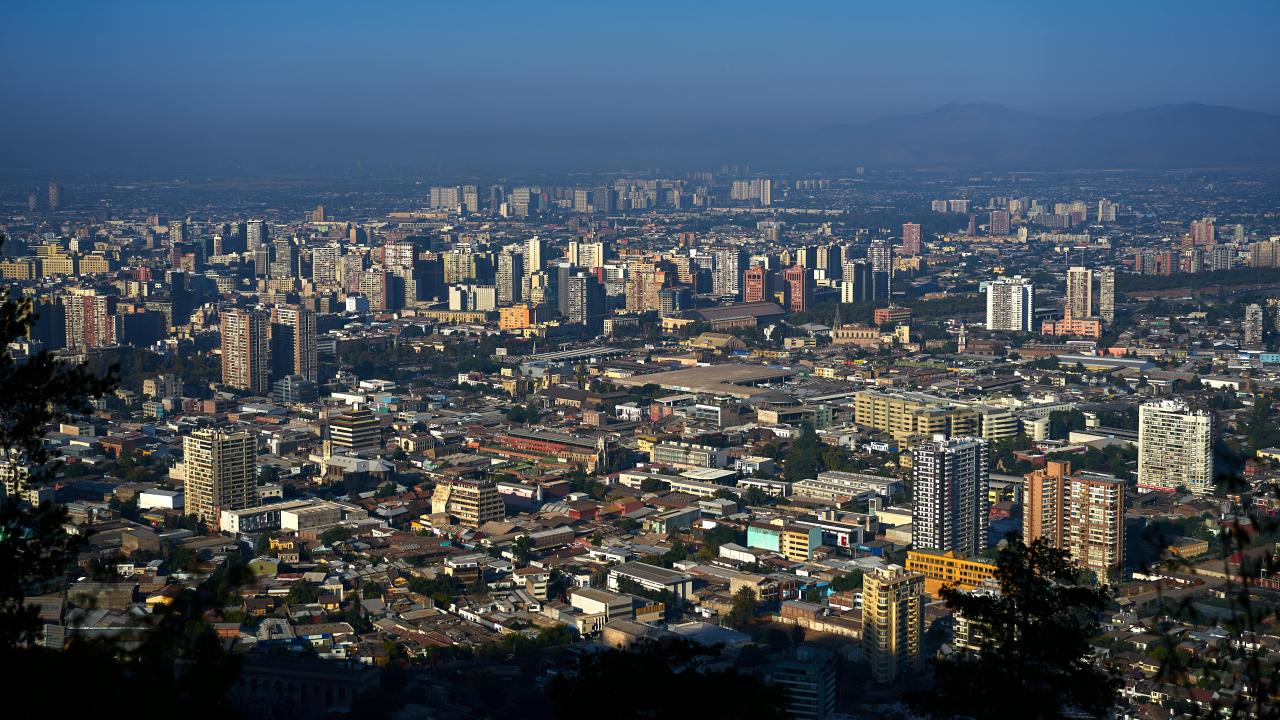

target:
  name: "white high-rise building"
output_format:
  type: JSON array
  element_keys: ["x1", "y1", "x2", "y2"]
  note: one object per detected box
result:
[
  {"x1": 985, "y1": 276, "x2": 1035, "y2": 331},
  {"x1": 911, "y1": 436, "x2": 990, "y2": 555},
  {"x1": 712, "y1": 248, "x2": 745, "y2": 298},
  {"x1": 569, "y1": 240, "x2": 608, "y2": 270},
  {"x1": 1138, "y1": 400, "x2": 1214, "y2": 494}
]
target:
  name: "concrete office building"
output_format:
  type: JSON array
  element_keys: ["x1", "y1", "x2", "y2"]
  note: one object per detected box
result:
[{"x1": 431, "y1": 477, "x2": 504, "y2": 528}]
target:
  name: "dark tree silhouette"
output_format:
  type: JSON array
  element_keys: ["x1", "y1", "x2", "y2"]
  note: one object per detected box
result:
[
  {"x1": 0, "y1": 234, "x2": 243, "y2": 718},
  {"x1": 548, "y1": 639, "x2": 786, "y2": 720},
  {"x1": 0, "y1": 234, "x2": 116, "y2": 645},
  {"x1": 911, "y1": 536, "x2": 1120, "y2": 720}
]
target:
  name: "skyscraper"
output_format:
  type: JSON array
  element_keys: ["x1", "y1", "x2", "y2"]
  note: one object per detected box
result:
[
  {"x1": 985, "y1": 276, "x2": 1035, "y2": 331},
  {"x1": 327, "y1": 407, "x2": 382, "y2": 455},
  {"x1": 1190, "y1": 217, "x2": 1216, "y2": 246},
  {"x1": 1065, "y1": 472, "x2": 1126, "y2": 584},
  {"x1": 867, "y1": 240, "x2": 893, "y2": 275},
  {"x1": 567, "y1": 272, "x2": 605, "y2": 334},
  {"x1": 901, "y1": 222, "x2": 922, "y2": 256},
  {"x1": 912, "y1": 436, "x2": 989, "y2": 555},
  {"x1": 184, "y1": 427, "x2": 256, "y2": 526},
  {"x1": 221, "y1": 307, "x2": 271, "y2": 394},
  {"x1": 496, "y1": 252, "x2": 525, "y2": 305},
  {"x1": 63, "y1": 289, "x2": 116, "y2": 350},
  {"x1": 47, "y1": 181, "x2": 61, "y2": 211},
  {"x1": 713, "y1": 248, "x2": 746, "y2": 299},
  {"x1": 841, "y1": 260, "x2": 875, "y2": 303},
  {"x1": 524, "y1": 236, "x2": 545, "y2": 276},
  {"x1": 568, "y1": 240, "x2": 608, "y2": 270},
  {"x1": 989, "y1": 210, "x2": 1010, "y2": 235},
  {"x1": 429, "y1": 186, "x2": 461, "y2": 209},
  {"x1": 1138, "y1": 400, "x2": 1214, "y2": 494},
  {"x1": 862, "y1": 565, "x2": 924, "y2": 684},
  {"x1": 783, "y1": 265, "x2": 813, "y2": 313},
  {"x1": 1024, "y1": 461, "x2": 1126, "y2": 584},
  {"x1": 431, "y1": 477, "x2": 504, "y2": 528},
  {"x1": 270, "y1": 237, "x2": 300, "y2": 280},
  {"x1": 1245, "y1": 303, "x2": 1264, "y2": 349},
  {"x1": 743, "y1": 265, "x2": 769, "y2": 303},
  {"x1": 270, "y1": 306, "x2": 318, "y2": 383},
  {"x1": 311, "y1": 244, "x2": 341, "y2": 287},
  {"x1": 247, "y1": 219, "x2": 269, "y2": 251},
  {"x1": 1065, "y1": 266, "x2": 1093, "y2": 320},
  {"x1": 1097, "y1": 267, "x2": 1115, "y2": 323}
]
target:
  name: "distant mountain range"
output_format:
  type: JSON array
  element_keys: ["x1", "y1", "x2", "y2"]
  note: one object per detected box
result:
[
  {"x1": 6, "y1": 101, "x2": 1278, "y2": 179},
  {"x1": 803, "y1": 102, "x2": 1280, "y2": 169}
]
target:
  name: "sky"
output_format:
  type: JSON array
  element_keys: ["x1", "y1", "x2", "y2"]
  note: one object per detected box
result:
[{"x1": 2, "y1": 0, "x2": 1279, "y2": 177}]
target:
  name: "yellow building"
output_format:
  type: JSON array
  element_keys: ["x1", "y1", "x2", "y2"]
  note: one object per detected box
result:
[
  {"x1": 852, "y1": 388, "x2": 1019, "y2": 442},
  {"x1": 853, "y1": 389, "x2": 980, "y2": 441},
  {"x1": 781, "y1": 526, "x2": 822, "y2": 562},
  {"x1": 431, "y1": 477, "x2": 504, "y2": 528},
  {"x1": 905, "y1": 549, "x2": 997, "y2": 598},
  {"x1": 39, "y1": 253, "x2": 78, "y2": 277},
  {"x1": 0, "y1": 259, "x2": 36, "y2": 280},
  {"x1": 862, "y1": 565, "x2": 924, "y2": 684},
  {"x1": 79, "y1": 253, "x2": 114, "y2": 274}
]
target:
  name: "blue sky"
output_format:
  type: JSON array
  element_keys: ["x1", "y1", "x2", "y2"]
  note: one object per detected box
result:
[{"x1": 2, "y1": 0, "x2": 1278, "y2": 175}]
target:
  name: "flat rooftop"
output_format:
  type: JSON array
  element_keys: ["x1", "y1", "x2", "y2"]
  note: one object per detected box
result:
[{"x1": 612, "y1": 364, "x2": 795, "y2": 398}]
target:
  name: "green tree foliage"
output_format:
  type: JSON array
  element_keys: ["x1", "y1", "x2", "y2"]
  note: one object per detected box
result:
[
  {"x1": 784, "y1": 424, "x2": 825, "y2": 482},
  {"x1": 1048, "y1": 409, "x2": 1088, "y2": 440},
  {"x1": 565, "y1": 467, "x2": 608, "y2": 499},
  {"x1": 726, "y1": 586, "x2": 758, "y2": 630},
  {"x1": 1246, "y1": 395, "x2": 1280, "y2": 452},
  {"x1": 505, "y1": 404, "x2": 540, "y2": 424},
  {"x1": 319, "y1": 526, "x2": 354, "y2": 546},
  {"x1": 742, "y1": 486, "x2": 777, "y2": 507},
  {"x1": 286, "y1": 581, "x2": 321, "y2": 605},
  {"x1": 697, "y1": 525, "x2": 741, "y2": 560},
  {"x1": 639, "y1": 477, "x2": 667, "y2": 492},
  {"x1": 911, "y1": 536, "x2": 1118, "y2": 720},
  {"x1": 548, "y1": 639, "x2": 786, "y2": 720},
  {"x1": 1117, "y1": 267, "x2": 1280, "y2": 292},
  {"x1": 408, "y1": 574, "x2": 462, "y2": 608},
  {"x1": 511, "y1": 535, "x2": 533, "y2": 563},
  {"x1": 828, "y1": 570, "x2": 864, "y2": 593},
  {"x1": 0, "y1": 251, "x2": 117, "y2": 648}
]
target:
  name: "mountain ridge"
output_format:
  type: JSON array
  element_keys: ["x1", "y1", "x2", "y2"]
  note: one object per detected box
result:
[{"x1": 813, "y1": 102, "x2": 1280, "y2": 169}]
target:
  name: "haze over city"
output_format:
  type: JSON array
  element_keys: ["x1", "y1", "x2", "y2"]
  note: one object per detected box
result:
[
  {"x1": 4, "y1": 3, "x2": 1280, "y2": 720},
  {"x1": 4, "y1": 1, "x2": 1280, "y2": 176}
]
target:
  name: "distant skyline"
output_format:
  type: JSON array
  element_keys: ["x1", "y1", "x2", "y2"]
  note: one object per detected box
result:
[{"x1": 3, "y1": 1, "x2": 1279, "y2": 176}]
